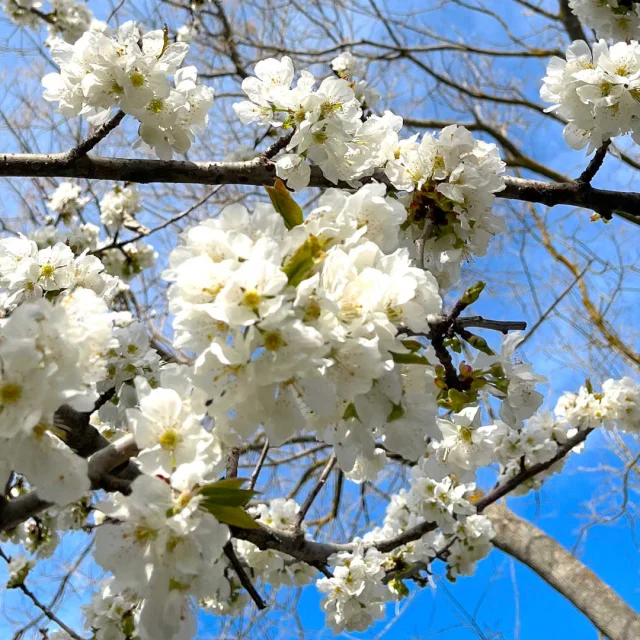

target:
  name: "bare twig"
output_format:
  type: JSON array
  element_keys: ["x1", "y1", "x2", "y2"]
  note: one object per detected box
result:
[
  {"x1": 577, "y1": 140, "x2": 611, "y2": 185},
  {"x1": 65, "y1": 111, "x2": 126, "y2": 162},
  {"x1": 0, "y1": 547, "x2": 84, "y2": 640},
  {"x1": 259, "y1": 130, "x2": 295, "y2": 161},
  {"x1": 454, "y1": 316, "x2": 527, "y2": 334},
  {"x1": 295, "y1": 454, "x2": 337, "y2": 528},
  {"x1": 223, "y1": 541, "x2": 267, "y2": 610},
  {"x1": 93, "y1": 186, "x2": 223, "y2": 255},
  {"x1": 248, "y1": 439, "x2": 270, "y2": 491},
  {"x1": 226, "y1": 447, "x2": 241, "y2": 479}
]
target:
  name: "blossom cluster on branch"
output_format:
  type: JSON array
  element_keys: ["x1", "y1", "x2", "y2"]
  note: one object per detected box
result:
[
  {"x1": 569, "y1": 0, "x2": 640, "y2": 41},
  {"x1": 42, "y1": 21, "x2": 214, "y2": 158},
  {"x1": 3, "y1": 0, "x2": 99, "y2": 43},
  {"x1": 542, "y1": 39, "x2": 640, "y2": 151}
]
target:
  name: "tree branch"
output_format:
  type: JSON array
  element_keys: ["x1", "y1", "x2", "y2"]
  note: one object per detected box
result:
[
  {"x1": 295, "y1": 454, "x2": 336, "y2": 528},
  {"x1": 0, "y1": 155, "x2": 637, "y2": 223},
  {"x1": 577, "y1": 140, "x2": 611, "y2": 184},
  {"x1": 486, "y1": 502, "x2": 640, "y2": 640},
  {"x1": 223, "y1": 541, "x2": 267, "y2": 610},
  {"x1": 558, "y1": 0, "x2": 588, "y2": 42},
  {"x1": 65, "y1": 110, "x2": 126, "y2": 162},
  {"x1": 0, "y1": 547, "x2": 84, "y2": 640}
]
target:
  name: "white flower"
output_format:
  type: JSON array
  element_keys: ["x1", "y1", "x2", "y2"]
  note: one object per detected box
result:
[
  {"x1": 6, "y1": 554, "x2": 34, "y2": 588},
  {"x1": 47, "y1": 182, "x2": 88, "y2": 222},
  {"x1": 212, "y1": 257, "x2": 288, "y2": 326},
  {"x1": 331, "y1": 51, "x2": 364, "y2": 79},
  {"x1": 128, "y1": 384, "x2": 223, "y2": 479},
  {"x1": 541, "y1": 40, "x2": 640, "y2": 152},
  {"x1": 275, "y1": 153, "x2": 311, "y2": 190},
  {"x1": 42, "y1": 21, "x2": 211, "y2": 159},
  {"x1": 99, "y1": 184, "x2": 142, "y2": 232},
  {"x1": 569, "y1": 0, "x2": 640, "y2": 41},
  {"x1": 11, "y1": 427, "x2": 91, "y2": 505}
]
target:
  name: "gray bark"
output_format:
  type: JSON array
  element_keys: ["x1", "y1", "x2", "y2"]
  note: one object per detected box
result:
[{"x1": 487, "y1": 502, "x2": 640, "y2": 640}]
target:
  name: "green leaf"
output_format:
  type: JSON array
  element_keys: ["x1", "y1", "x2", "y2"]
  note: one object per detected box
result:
[
  {"x1": 391, "y1": 352, "x2": 431, "y2": 365},
  {"x1": 201, "y1": 503, "x2": 261, "y2": 529},
  {"x1": 265, "y1": 178, "x2": 303, "y2": 229},
  {"x1": 400, "y1": 339, "x2": 424, "y2": 353},
  {"x1": 199, "y1": 485, "x2": 257, "y2": 507},
  {"x1": 281, "y1": 235, "x2": 323, "y2": 287},
  {"x1": 204, "y1": 478, "x2": 249, "y2": 490}
]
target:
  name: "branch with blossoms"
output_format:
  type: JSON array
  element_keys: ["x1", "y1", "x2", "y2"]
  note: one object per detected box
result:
[
  {"x1": 0, "y1": 4, "x2": 639, "y2": 640},
  {"x1": 1, "y1": 155, "x2": 640, "y2": 224}
]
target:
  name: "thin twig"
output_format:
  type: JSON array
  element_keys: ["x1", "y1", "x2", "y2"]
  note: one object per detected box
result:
[
  {"x1": 519, "y1": 260, "x2": 593, "y2": 347},
  {"x1": 65, "y1": 110, "x2": 126, "y2": 162},
  {"x1": 454, "y1": 316, "x2": 527, "y2": 334},
  {"x1": 223, "y1": 542, "x2": 267, "y2": 610},
  {"x1": 93, "y1": 186, "x2": 223, "y2": 255},
  {"x1": 295, "y1": 454, "x2": 337, "y2": 528},
  {"x1": 577, "y1": 139, "x2": 611, "y2": 184},
  {"x1": 0, "y1": 547, "x2": 84, "y2": 640},
  {"x1": 226, "y1": 447, "x2": 241, "y2": 479},
  {"x1": 259, "y1": 130, "x2": 295, "y2": 161},
  {"x1": 248, "y1": 439, "x2": 270, "y2": 491}
]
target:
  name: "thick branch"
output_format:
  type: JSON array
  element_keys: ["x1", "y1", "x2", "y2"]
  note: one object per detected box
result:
[
  {"x1": 558, "y1": 0, "x2": 588, "y2": 42},
  {"x1": 0, "y1": 155, "x2": 638, "y2": 223},
  {"x1": 487, "y1": 502, "x2": 640, "y2": 640}
]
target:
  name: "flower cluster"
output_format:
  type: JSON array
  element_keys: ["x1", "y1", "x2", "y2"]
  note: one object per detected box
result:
[
  {"x1": 83, "y1": 578, "x2": 140, "y2": 640},
  {"x1": 318, "y1": 544, "x2": 392, "y2": 632},
  {"x1": 2, "y1": 0, "x2": 97, "y2": 43},
  {"x1": 165, "y1": 183, "x2": 444, "y2": 471},
  {"x1": 99, "y1": 184, "x2": 142, "y2": 233},
  {"x1": 569, "y1": 0, "x2": 640, "y2": 41},
  {"x1": 318, "y1": 455, "x2": 494, "y2": 632},
  {"x1": 6, "y1": 554, "x2": 34, "y2": 588},
  {"x1": 555, "y1": 376, "x2": 640, "y2": 432},
  {"x1": 47, "y1": 0, "x2": 96, "y2": 43},
  {"x1": 42, "y1": 21, "x2": 215, "y2": 159},
  {"x1": 95, "y1": 474, "x2": 229, "y2": 640},
  {"x1": 47, "y1": 181, "x2": 88, "y2": 223},
  {"x1": 0, "y1": 288, "x2": 113, "y2": 505},
  {"x1": 385, "y1": 125, "x2": 506, "y2": 286},
  {"x1": 541, "y1": 40, "x2": 640, "y2": 151},
  {"x1": 100, "y1": 241, "x2": 157, "y2": 281},
  {"x1": 234, "y1": 55, "x2": 399, "y2": 189},
  {"x1": 0, "y1": 236, "x2": 114, "y2": 312},
  {"x1": 2, "y1": 0, "x2": 41, "y2": 29}
]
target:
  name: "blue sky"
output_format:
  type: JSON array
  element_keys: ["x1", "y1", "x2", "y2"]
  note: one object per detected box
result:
[{"x1": 0, "y1": 1, "x2": 638, "y2": 639}]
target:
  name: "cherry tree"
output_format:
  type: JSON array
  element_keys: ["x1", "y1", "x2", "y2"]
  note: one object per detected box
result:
[{"x1": 0, "y1": 1, "x2": 639, "y2": 639}]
